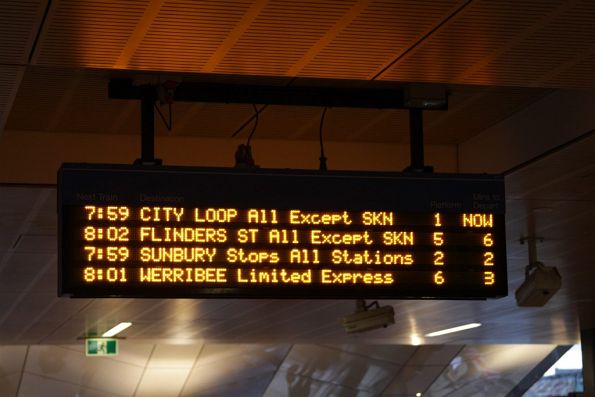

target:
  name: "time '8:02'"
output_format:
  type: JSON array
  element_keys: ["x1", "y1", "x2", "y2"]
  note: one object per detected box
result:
[{"x1": 83, "y1": 226, "x2": 130, "y2": 241}]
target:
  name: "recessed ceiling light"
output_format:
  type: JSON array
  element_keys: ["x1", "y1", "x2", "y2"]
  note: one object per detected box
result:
[
  {"x1": 410, "y1": 334, "x2": 423, "y2": 346},
  {"x1": 102, "y1": 322, "x2": 132, "y2": 337},
  {"x1": 425, "y1": 323, "x2": 481, "y2": 337},
  {"x1": 416, "y1": 393, "x2": 422, "y2": 397}
]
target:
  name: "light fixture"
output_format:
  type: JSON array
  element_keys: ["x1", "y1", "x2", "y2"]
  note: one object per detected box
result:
[
  {"x1": 102, "y1": 322, "x2": 132, "y2": 337},
  {"x1": 416, "y1": 393, "x2": 422, "y2": 397},
  {"x1": 410, "y1": 334, "x2": 423, "y2": 346},
  {"x1": 425, "y1": 323, "x2": 481, "y2": 337}
]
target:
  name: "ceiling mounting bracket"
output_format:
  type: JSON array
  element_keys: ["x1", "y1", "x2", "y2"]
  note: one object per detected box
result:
[{"x1": 108, "y1": 78, "x2": 448, "y2": 166}]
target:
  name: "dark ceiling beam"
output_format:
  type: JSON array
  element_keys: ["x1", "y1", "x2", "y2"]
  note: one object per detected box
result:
[{"x1": 108, "y1": 78, "x2": 448, "y2": 110}]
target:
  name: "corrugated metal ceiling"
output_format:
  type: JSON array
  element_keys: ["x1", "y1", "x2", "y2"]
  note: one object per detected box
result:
[{"x1": 1, "y1": 0, "x2": 595, "y2": 140}]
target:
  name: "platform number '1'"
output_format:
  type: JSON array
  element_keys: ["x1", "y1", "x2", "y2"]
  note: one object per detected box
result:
[{"x1": 433, "y1": 213, "x2": 445, "y2": 285}]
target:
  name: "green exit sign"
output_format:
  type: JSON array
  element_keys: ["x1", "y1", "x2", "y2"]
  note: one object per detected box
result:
[{"x1": 85, "y1": 338, "x2": 118, "y2": 356}]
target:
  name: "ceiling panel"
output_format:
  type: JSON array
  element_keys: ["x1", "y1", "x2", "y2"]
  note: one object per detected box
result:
[
  {"x1": 0, "y1": 345, "x2": 28, "y2": 397},
  {"x1": 3, "y1": 67, "x2": 75, "y2": 132},
  {"x1": 277, "y1": 344, "x2": 399, "y2": 394},
  {"x1": 18, "y1": 372, "x2": 122, "y2": 397},
  {"x1": 380, "y1": 0, "x2": 559, "y2": 84},
  {"x1": 128, "y1": 0, "x2": 256, "y2": 72},
  {"x1": 383, "y1": 365, "x2": 444, "y2": 396},
  {"x1": 264, "y1": 369, "x2": 376, "y2": 397},
  {"x1": 3, "y1": 0, "x2": 590, "y2": 90},
  {"x1": 378, "y1": 0, "x2": 557, "y2": 83},
  {"x1": 406, "y1": 345, "x2": 463, "y2": 366},
  {"x1": 34, "y1": 0, "x2": 151, "y2": 67},
  {"x1": 463, "y1": 0, "x2": 595, "y2": 88},
  {"x1": 297, "y1": 0, "x2": 465, "y2": 80},
  {"x1": 51, "y1": 70, "x2": 134, "y2": 135},
  {"x1": 25, "y1": 345, "x2": 145, "y2": 396},
  {"x1": 136, "y1": 368, "x2": 191, "y2": 397},
  {"x1": 379, "y1": 0, "x2": 595, "y2": 88},
  {"x1": 213, "y1": 1, "x2": 361, "y2": 76},
  {"x1": 0, "y1": 65, "x2": 25, "y2": 131},
  {"x1": 181, "y1": 343, "x2": 289, "y2": 396},
  {"x1": 546, "y1": 50, "x2": 595, "y2": 88},
  {"x1": 208, "y1": 374, "x2": 280, "y2": 397},
  {"x1": 424, "y1": 344, "x2": 557, "y2": 396},
  {"x1": 425, "y1": 85, "x2": 552, "y2": 144},
  {"x1": 168, "y1": 102, "x2": 257, "y2": 138},
  {"x1": 0, "y1": 253, "x2": 55, "y2": 293},
  {"x1": 324, "y1": 345, "x2": 418, "y2": 366},
  {"x1": 0, "y1": 0, "x2": 47, "y2": 64}
]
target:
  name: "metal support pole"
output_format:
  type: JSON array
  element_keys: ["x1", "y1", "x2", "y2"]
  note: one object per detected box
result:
[
  {"x1": 520, "y1": 236, "x2": 544, "y2": 265},
  {"x1": 410, "y1": 108, "x2": 424, "y2": 169},
  {"x1": 527, "y1": 237, "x2": 538, "y2": 265},
  {"x1": 405, "y1": 108, "x2": 433, "y2": 172},
  {"x1": 135, "y1": 86, "x2": 161, "y2": 165}
]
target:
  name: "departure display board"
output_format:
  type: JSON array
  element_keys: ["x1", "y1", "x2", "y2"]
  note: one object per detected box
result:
[{"x1": 58, "y1": 164, "x2": 507, "y2": 299}]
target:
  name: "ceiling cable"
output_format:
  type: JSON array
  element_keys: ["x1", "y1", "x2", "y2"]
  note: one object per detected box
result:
[
  {"x1": 230, "y1": 77, "x2": 297, "y2": 139},
  {"x1": 319, "y1": 107, "x2": 328, "y2": 171},
  {"x1": 154, "y1": 102, "x2": 173, "y2": 132},
  {"x1": 234, "y1": 104, "x2": 260, "y2": 168},
  {"x1": 246, "y1": 104, "x2": 259, "y2": 146}
]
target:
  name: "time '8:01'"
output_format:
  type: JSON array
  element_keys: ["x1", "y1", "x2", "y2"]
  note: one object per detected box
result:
[
  {"x1": 84, "y1": 267, "x2": 127, "y2": 282},
  {"x1": 83, "y1": 226, "x2": 130, "y2": 241}
]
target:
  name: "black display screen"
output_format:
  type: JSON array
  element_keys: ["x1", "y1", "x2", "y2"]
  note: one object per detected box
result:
[{"x1": 58, "y1": 164, "x2": 507, "y2": 299}]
